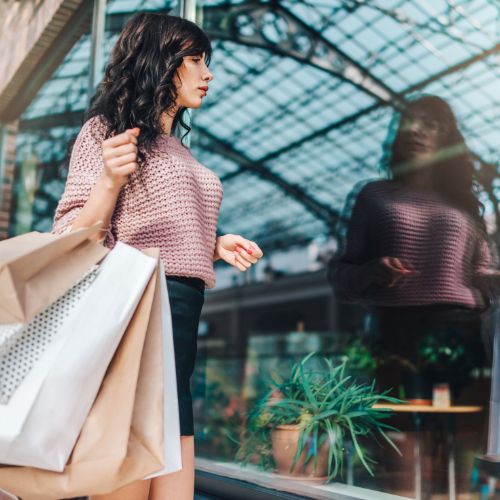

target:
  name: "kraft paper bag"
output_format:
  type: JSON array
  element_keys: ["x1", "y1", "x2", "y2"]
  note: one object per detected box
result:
[
  {"x1": 0, "y1": 224, "x2": 108, "y2": 324},
  {"x1": 0, "y1": 250, "x2": 172, "y2": 499},
  {"x1": 146, "y1": 261, "x2": 182, "y2": 477}
]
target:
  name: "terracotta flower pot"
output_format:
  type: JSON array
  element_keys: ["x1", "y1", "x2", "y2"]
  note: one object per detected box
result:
[{"x1": 271, "y1": 424, "x2": 330, "y2": 480}]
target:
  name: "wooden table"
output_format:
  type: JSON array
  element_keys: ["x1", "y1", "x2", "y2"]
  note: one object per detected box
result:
[{"x1": 373, "y1": 404, "x2": 483, "y2": 500}]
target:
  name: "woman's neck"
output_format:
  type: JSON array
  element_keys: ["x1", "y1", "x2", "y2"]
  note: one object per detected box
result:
[
  {"x1": 159, "y1": 109, "x2": 178, "y2": 136},
  {"x1": 397, "y1": 168, "x2": 434, "y2": 190}
]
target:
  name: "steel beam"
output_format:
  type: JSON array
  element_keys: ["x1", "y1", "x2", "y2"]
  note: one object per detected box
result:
[
  {"x1": 197, "y1": 126, "x2": 339, "y2": 230},
  {"x1": 202, "y1": 1, "x2": 401, "y2": 105}
]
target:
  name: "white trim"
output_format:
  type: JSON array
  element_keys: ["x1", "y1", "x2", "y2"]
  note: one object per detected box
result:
[{"x1": 196, "y1": 458, "x2": 413, "y2": 500}]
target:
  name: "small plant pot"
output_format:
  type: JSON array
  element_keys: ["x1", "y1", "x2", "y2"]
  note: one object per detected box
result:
[{"x1": 271, "y1": 425, "x2": 329, "y2": 481}]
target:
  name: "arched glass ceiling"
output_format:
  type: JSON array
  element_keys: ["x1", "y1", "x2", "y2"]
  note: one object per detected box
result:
[
  {"x1": 16, "y1": 0, "x2": 500, "y2": 251},
  {"x1": 16, "y1": 1, "x2": 177, "y2": 167},
  {"x1": 191, "y1": 0, "x2": 500, "y2": 250}
]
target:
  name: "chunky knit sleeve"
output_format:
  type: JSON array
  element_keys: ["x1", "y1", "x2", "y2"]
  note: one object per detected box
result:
[
  {"x1": 52, "y1": 116, "x2": 111, "y2": 242},
  {"x1": 473, "y1": 233, "x2": 497, "y2": 301},
  {"x1": 474, "y1": 236, "x2": 492, "y2": 274},
  {"x1": 328, "y1": 184, "x2": 371, "y2": 302}
]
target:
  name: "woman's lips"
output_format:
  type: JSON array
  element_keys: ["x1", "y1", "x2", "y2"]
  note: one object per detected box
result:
[{"x1": 406, "y1": 140, "x2": 427, "y2": 151}]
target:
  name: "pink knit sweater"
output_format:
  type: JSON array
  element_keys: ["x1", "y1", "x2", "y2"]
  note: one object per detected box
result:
[
  {"x1": 329, "y1": 180, "x2": 491, "y2": 308},
  {"x1": 53, "y1": 116, "x2": 223, "y2": 288}
]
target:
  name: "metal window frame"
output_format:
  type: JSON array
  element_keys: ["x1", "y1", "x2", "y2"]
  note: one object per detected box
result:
[
  {"x1": 0, "y1": 124, "x2": 7, "y2": 210},
  {"x1": 195, "y1": 469, "x2": 310, "y2": 500},
  {"x1": 180, "y1": 0, "x2": 197, "y2": 21},
  {"x1": 89, "y1": 0, "x2": 108, "y2": 99},
  {"x1": 0, "y1": 125, "x2": 6, "y2": 186}
]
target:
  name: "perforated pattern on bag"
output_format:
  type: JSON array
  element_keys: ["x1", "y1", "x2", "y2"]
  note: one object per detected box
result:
[
  {"x1": 0, "y1": 324, "x2": 23, "y2": 356},
  {"x1": 0, "y1": 267, "x2": 99, "y2": 404}
]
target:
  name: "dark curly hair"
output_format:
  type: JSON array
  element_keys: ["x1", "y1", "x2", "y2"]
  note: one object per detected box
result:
[
  {"x1": 387, "y1": 95, "x2": 485, "y2": 229},
  {"x1": 86, "y1": 12, "x2": 212, "y2": 163}
]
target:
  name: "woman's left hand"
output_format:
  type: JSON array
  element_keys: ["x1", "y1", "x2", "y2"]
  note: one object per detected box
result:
[{"x1": 214, "y1": 234, "x2": 263, "y2": 271}]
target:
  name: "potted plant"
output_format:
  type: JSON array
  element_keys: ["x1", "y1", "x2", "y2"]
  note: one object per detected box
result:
[
  {"x1": 340, "y1": 337, "x2": 378, "y2": 382},
  {"x1": 418, "y1": 331, "x2": 480, "y2": 399},
  {"x1": 195, "y1": 376, "x2": 243, "y2": 459},
  {"x1": 383, "y1": 330, "x2": 479, "y2": 403},
  {"x1": 238, "y1": 353, "x2": 401, "y2": 481}
]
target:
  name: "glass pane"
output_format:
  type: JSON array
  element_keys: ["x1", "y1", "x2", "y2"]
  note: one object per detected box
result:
[
  {"x1": 192, "y1": 0, "x2": 500, "y2": 497},
  {"x1": 9, "y1": 0, "x2": 178, "y2": 236},
  {"x1": 10, "y1": 29, "x2": 92, "y2": 236}
]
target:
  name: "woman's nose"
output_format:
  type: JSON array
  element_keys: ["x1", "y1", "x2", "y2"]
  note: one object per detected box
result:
[
  {"x1": 204, "y1": 70, "x2": 213, "y2": 82},
  {"x1": 409, "y1": 119, "x2": 423, "y2": 134}
]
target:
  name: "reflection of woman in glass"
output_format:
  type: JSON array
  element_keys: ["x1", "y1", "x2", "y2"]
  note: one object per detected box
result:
[
  {"x1": 329, "y1": 95, "x2": 492, "y2": 400},
  {"x1": 53, "y1": 13, "x2": 263, "y2": 500}
]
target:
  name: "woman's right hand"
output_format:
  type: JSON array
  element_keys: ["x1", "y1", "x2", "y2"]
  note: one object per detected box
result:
[
  {"x1": 358, "y1": 257, "x2": 416, "y2": 290},
  {"x1": 101, "y1": 128, "x2": 140, "y2": 190}
]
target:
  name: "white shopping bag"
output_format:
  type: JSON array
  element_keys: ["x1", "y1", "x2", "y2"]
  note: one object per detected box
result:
[
  {"x1": 0, "y1": 242, "x2": 157, "y2": 471},
  {"x1": 146, "y1": 261, "x2": 182, "y2": 477},
  {"x1": 0, "y1": 267, "x2": 100, "y2": 405}
]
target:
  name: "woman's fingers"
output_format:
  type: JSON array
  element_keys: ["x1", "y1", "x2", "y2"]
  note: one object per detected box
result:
[
  {"x1": 234, "y1": 252, "x2": 252, "y2": 269},
  {"x1": 115, "y1": 162, "x2": 138, "y2": 176},
  {"x1": 103, "y1": 142, "x2": 138, "y2": 160},
  {"x1": 386, "y1": 261, "x2": 416, "y2": 287},
  {"x1": 373, "y1": 259, "x2": 406, "y2": 287},
  {"x1": 236, "y1": 246, "x2": 258, "y2": 264},
  {"x1": 219, "y1": 235, "x2": 263, "y2": 271},
  {"x1": 387, "y1": 277, "x2": 399, "y2": 288},
  {"x1": 233, "y1": 255, "x2": 248, "y2": 272},
  {"x1": 100, "y1": 129, "x2": 140, "y2": 189},
  {"x1": 400, "y1": 260, "x2": 418, "y2": 276},
  {"x1": 128, "y1": 127, "x2": 140, "y2": 138},
  {"x1": 384, "y1": 257, "x2": 415, "y2": 275},
  {"x1": 388, "y1": 257, "x2": 406, "y2": 271},
  {"x1": 234, "y1": 239, "x2": 263, "y2": 259},
  {"x1": 103, "y1": 128, "x2": 139, "y2": 148},
  {"x1": 107, "y1": 152, "x2": 138, "y2": 168},
  {"x1": 367, "y1": 256, "x2": 416, "y2": 288},
  {"x1": 249, "y1": 241, "x2": 264, "y2": 259},
  {"x1": 232, "y1": 237, "x2": 253, "y2": 253}
]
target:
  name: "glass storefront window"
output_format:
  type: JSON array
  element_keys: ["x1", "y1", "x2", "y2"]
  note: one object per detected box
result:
[
  {"x1": 8, "y1": 0, "x2": 178, "y2": 237},
  {"x1": 192, "y1": 1, "x2": 500, "y2": 498},
  {"x1": 9, "y1": 30, "x2": 92, "y2": 236}
]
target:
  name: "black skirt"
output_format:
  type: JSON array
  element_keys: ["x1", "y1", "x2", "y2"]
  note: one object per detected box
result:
[{"x1": 166, "y1": 276, "x2": 205, "y2": 436}]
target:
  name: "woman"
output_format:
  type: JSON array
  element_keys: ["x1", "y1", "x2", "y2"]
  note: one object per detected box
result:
[
  {"x1": 52, "y1": 13, "x2": 263, "y2": 500},
  {"x1": 328, "y1": 95, "x2": 491, "y2": 399}
]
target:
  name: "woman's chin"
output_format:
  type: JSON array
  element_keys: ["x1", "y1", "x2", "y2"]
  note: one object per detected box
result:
[
  {"x1": 403, "y1": 148, "x2": 434, "y2": 163},
  {"x1": 187, "y1": 99, "x2": 203, "y2": 109}
]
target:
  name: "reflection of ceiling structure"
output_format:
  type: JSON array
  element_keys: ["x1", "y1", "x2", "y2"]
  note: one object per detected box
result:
[{"x1": 18, "y1": 0, "x2": 500, "y2": 251}]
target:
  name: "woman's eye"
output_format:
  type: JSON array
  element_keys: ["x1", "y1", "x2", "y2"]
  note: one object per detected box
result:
[{"x1": 425, "y1": 120, "x2": 440, "y2": 130}]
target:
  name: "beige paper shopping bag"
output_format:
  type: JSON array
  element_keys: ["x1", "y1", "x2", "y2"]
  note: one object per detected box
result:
[
  {"x1": 0, "y1": 250, "x2": 166, "y2": 500},
  {"x1": 0, "y1": 224, "x2": 108, "y2": 324}
]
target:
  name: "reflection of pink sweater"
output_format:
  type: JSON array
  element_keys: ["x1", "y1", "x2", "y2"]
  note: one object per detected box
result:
[
  {"x1": 53, "y1": 116, "x2": 223, "y2": 288},
  {"x1": 329, "y1": 180, "x2": 490, "y2": 308}
]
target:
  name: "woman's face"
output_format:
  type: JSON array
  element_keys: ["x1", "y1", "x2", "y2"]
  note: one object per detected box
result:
[
  {"x1": 397, "y1": 109, "x2": 445, "y2": 163},
  {"x1": 174, "y1": 53, "x2": 213, "y2": 109}
]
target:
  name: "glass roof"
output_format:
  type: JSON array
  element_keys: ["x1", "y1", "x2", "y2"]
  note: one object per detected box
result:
[
  {"x1": 17, "y1": 0, "x2": 500, "y2": 253},
  {"x1": 192, "y1": 0, "x2": 500, "y2": 251}
]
